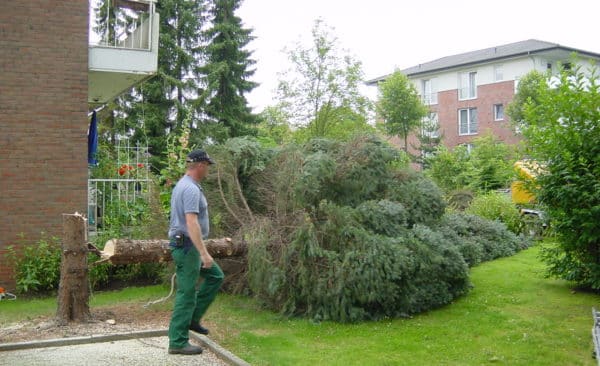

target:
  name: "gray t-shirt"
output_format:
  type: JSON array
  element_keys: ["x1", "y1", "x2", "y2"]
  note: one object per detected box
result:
[{"x1": 168, "y1": 175, "x2": 210, "y2": 239}]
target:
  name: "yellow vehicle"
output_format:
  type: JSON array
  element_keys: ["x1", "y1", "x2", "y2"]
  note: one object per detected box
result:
[
  {"x1": 511, "y1": 160, "x2": 547, "y2": 238},
  {"x1": 511, "y1": 160, "x2": 539, "y2": 205}
]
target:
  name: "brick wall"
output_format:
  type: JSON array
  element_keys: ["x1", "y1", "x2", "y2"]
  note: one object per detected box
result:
[
  {"x1": 0, "y1": 1, "x2": 89, "y2": 289},
  {"x1": 437, "y1": 80, "x2": 520, "y2": 148},
  {"x1": 390, "y1": 80, "x2": 521, "y2": 169}
]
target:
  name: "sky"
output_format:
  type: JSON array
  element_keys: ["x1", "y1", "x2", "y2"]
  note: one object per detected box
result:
[{"x1": 237, "y1": 0, "x2": 600, "y2": 112}]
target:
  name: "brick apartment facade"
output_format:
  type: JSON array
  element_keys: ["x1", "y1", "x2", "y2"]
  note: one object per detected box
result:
[
  {"x1": 369, "y1": 40, "x2": 600, "y2": 158},
  {"x1": 435, "y1": 80, "x2": 520, "y2": 149},
  {"x1": 0, "y1": 1, "x2": 89, "y2": 287}
]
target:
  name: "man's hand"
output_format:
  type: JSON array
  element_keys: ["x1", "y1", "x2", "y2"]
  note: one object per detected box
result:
[{"x1": 200, "y1": 252, "x2": 214, "y2": 269}]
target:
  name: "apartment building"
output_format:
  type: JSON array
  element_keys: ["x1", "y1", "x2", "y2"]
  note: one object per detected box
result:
[{"x1": 368, "y1": 39, "x2": 600, "y2": 154}]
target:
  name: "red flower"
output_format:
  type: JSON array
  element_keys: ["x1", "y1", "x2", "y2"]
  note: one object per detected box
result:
[
  {"x1": 118, "y1": 167, "x2": 127, "y2": 176},
  {"x1": 137, "y1": 163, "x2": 144, "y2": 168}
]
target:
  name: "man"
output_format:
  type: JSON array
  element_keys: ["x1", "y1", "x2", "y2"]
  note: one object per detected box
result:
[{"x1": 167, "y1": 149, "x2": 224, "y2": 355}]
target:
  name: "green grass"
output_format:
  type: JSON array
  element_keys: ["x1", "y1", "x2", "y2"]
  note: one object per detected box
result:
[{"x1": 1, "y1": 245, "x2": 598, "y2": 365}]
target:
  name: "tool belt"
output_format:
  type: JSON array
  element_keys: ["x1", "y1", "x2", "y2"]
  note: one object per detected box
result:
[{"x1": 169, "y1": 234, "x2": 193, "y2": 249}]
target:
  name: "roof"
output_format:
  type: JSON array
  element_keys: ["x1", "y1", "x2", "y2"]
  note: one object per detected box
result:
[{"x1": 366, "y1": 39, "x2": 600, "y2": 84}]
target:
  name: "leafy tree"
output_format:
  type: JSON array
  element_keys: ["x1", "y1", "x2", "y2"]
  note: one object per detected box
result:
[
  {"x1": 520, "y1": 65, "x2": 600, "y2": 288},
  {"x1": 469, "y1": 134, "x2": 516, "y2": 191},
  {"x1": 376, "y1": 70, "x2": 429, "y2": 151},
  {"x1": 276, "y1": 19, "x2": 371, "y2": 138},
  {"x1": 255, "y1": 105, "x2": 293, "y2": 147},
  {"x1": 425, "y1": 145, "x2": 474, "y2": 193},
  {"x1": 201, "y1": 0, "x2": 259, "y2": 140},
  {"x1": 425, "y1": 135, "x2": 515, "y2": 193},
  {"x1": 506, "y1": 70, "x2": 546, "y2": 128},
  {"x1": 291, "y1": 106, "x2": 376, "y2": 143}
]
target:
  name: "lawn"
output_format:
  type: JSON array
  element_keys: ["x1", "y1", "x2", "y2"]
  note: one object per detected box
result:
[{"x1": 1, "y1": 245, "x2": 598, "y2": 365}]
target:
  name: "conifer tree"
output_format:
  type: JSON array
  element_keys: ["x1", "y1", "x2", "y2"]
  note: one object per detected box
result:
[
  {"x1": 94, "y1": 0, "x2": 207, "y2": 169},
  {"x1": 200, "y1": 0, "x2": 258, "y2": 140}
]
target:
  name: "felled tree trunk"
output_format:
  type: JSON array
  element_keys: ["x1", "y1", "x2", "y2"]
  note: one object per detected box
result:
[
  {"x1": 99, "y1": 237, "x2": 246, "y2": 265},
  {"x1": 56, "y1": 213, "x2": 90, "y2": 324}
]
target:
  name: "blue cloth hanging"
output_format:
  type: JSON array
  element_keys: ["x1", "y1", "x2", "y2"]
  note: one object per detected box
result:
[{"x1": 88, "y1": 111, "x2": 98, "y2": 166}]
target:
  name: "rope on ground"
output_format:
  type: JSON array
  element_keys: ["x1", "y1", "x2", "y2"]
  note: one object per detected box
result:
[{"x1": 143, "y1": 273, "x2": 176, "y2": 308}]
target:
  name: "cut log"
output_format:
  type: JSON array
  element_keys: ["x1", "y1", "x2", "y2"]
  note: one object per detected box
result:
[{"x1": 99, "y1": 237, "x2": 246, "y2": 265}]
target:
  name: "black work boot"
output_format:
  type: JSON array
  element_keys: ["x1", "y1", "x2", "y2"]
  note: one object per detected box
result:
[
  {"x1": 189, "y1": 323, "x2": 209, "y2": 335},
  {"x1": 168, "y1": 343, "x2": 203, "y2": 355}
]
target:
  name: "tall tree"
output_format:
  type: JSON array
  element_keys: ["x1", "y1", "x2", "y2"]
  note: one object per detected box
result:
[
  {"x1": 276, "y1": 19, "x2": 371, "y2": 138},
  {"x1": 94, "y1": 0, "x2": 207, "y2": 170},
  {"x1": 376, "y1": 70, "x2": 428, "y2": 152},
  {"x1": 200, "y1": 0, "x2": 258, "y2": 141},
  {"x1": 521, "y1": 65, "x2": 600, "y2": 289},
  {"x1": 506, "y1": 70, "x2": 545, "y2": 129}
]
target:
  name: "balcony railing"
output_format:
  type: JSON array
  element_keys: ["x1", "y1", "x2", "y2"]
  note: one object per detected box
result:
[
  {"x1": 88, "y1": 0, "x2": 159, "y2": 103},
  {"x1": 90, "y1": 0, "x2": 157, "y2": 51}
]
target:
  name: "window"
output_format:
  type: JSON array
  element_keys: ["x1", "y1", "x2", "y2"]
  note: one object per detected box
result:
[
  {"x1": 494, "y1": 65, "x2": 504, "y2": 81},
  {"x1": 494, "y1": 104, "x2": 504, "y2": 121},
  {"x1": 421, "y1": 112, "x2": 439, "y2": 138},
  {"x1": 459, "y1": 108, "x2": 477, "y2": 135},
  {"x1": 459, "y1": 71, "x2": 477, "y2": 100},
  {"x1": 421, "y1": 79, "x2": 438, "y2": 105}
]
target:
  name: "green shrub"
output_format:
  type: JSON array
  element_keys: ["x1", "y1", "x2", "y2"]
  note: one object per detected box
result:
[
  {"x1": 387, "y1": 170, "x2": 446, "y2": 226},
  {"x1": 438, "y1": 213, "x2": 530, "y2": 266},
  {"x1": 465, "y1": 191, "x2": 524, "y2": 234},
  {"x1": 356, "y1": 200, "x2": 408, "y2": 237},
  {"x1": 5, "y1": 234, "x2": 61, "y2": 294},
  {"x1": 517, "y1": 64, "x2": 600, "y2": 289},
  {"x1": 239, "y1": 135, "x2": 529, "y2": 322},
  {"x1": 249, "y1": 208, "x2": 470, "y2": 322}
]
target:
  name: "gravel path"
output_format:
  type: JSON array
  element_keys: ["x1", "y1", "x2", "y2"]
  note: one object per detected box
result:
[{"x1": 1, "y1": 336, "x2": 229, "y2": 366}]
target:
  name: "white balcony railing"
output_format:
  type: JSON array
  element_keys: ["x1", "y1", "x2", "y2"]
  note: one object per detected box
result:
[
  {"x1": 90, "y1": 0, "x2": 157, "y2": 51},
  {"x1": 88, "y1": 0, "x2": 159, "y2": 103}
]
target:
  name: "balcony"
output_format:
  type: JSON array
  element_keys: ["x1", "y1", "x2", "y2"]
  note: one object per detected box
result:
[{"x1": 88, "y1": 0, "x2": 159, "y2": 104}]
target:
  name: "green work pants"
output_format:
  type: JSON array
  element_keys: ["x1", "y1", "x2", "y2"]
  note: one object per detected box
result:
[{"x1": 168, "y1": 245, "x2": 224, "y2": 348}]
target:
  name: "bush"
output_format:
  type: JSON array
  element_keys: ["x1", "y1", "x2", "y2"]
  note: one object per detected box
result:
[
  {"x1": 438, "y1": 213, "x2": 531, "y2": 266},
  {"x1": 248, "y1": 207, "x2": 470, "y2": 322},
  {"x1": 387, "y1": 170, "x2": 446, "y2": 227},
  {"x1": 465, "y1": 191, "x2": 524, "y2": 234},
  {"x1": 242, "y1": 135, "x2": 525, "y2": 322},
  {"x1": 519, "y1": 65, "x2": 600, "y2": 289},
  {"x1": 5, "y1": 234, "x2": 61, "y2": 294}
]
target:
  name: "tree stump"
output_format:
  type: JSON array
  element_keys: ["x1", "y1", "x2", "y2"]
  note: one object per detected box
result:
[{"x1": 56, "y1": 213, "x2": 90, "y2": 324}]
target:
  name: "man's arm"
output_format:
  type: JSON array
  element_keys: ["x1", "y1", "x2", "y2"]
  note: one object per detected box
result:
[{"x1": 185, "y1": 213, "x2": 214, "y2": 269}]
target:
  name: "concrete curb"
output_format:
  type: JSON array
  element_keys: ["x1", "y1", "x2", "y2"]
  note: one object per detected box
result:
[
  {"x1": 0, "y1": 329, "x2": 167, "y2": 352},
  {"x1": 0, "y1": 328, "x2": 250, "y2": 366},
  {"x1": 191, "y1": 332, "x2": 251, "y2": 366}
]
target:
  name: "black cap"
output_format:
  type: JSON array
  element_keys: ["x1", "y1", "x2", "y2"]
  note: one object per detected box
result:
[{"x1": 186, "y1": 150, "x2": 215, "y2": 164}]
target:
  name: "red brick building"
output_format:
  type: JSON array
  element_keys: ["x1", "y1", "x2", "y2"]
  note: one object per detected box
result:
[
  {"x1": 0, "y1": 1, "x2": 158, "y2": 288},
  {"x1": 0, "y1": 1, "x2": 89, "y2": 287},
  {"x1": 368, "y1": 40, "x2": 600, "y2": 156}
]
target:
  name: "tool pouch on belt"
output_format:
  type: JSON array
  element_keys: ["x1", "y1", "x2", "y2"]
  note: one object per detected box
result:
[
  {"x1": 169, "y1": 234, "x2": 185, "y2": 248},
  {"x1": 169, "y1": 234, "x2": 193, "y2": 253}
]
